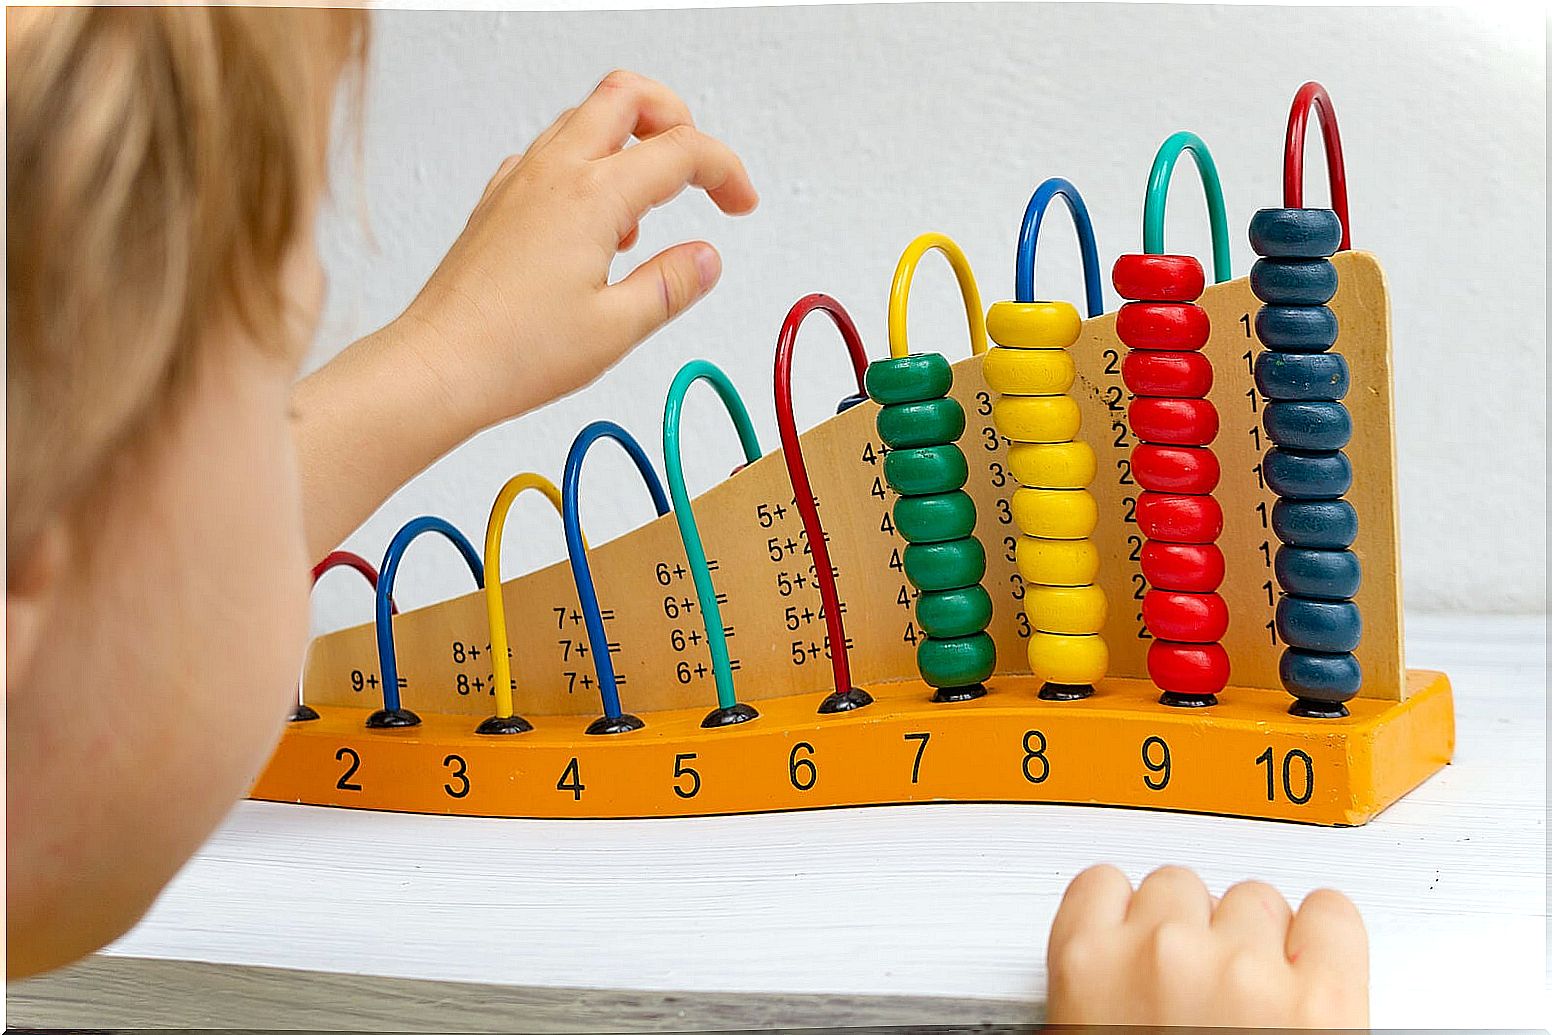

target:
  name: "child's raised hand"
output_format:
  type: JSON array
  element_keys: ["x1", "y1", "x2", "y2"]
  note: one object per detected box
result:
[
  {"x1": 398, "y1": 68, "x2": 758, "y2": 428},
  {"x1": 1045, "y1": 865, "x2": 1369, "y2": 1028},
  {"x1": 293, "y1": 70, "x2": 756, "y2": 556}
]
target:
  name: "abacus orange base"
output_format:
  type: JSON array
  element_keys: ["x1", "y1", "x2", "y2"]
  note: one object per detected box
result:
[{"x1": 251, "y1": 670, "x2": 1453, "y2": 826}]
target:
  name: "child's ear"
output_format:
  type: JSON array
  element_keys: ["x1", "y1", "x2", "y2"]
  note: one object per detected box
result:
[{"x1": 6, "y1": 522, "x2": 69, "y2": 693}]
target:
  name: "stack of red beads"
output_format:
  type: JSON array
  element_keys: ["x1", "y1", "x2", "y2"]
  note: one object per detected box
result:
[{"x1": 1112, "y1": 254, "x2": 1230, "y2": 706}]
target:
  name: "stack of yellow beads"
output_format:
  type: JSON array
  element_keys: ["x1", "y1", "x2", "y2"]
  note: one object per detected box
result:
[{"x1": 984, "y1": 300, "x2": 1108, "y2": 699}]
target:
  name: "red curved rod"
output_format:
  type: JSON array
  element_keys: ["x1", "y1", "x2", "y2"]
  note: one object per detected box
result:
[
  {"x1": 311, "y1": 550, "x2": 396, "y2": 613},
  {"x1": 1284, "y1": 81, "x2": 1351, "y2": 250},
  {"x1": 774, "y1": 293, "x2": 870, "y2": 699}
]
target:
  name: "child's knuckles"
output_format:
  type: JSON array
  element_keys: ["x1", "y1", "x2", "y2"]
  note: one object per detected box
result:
[
  {"x1": 1144, "y1": 920, "x2": 1207, "y2": 978},
  {"x1": 1048, "y1": 930, "x2": 1110, "y2": 981}
]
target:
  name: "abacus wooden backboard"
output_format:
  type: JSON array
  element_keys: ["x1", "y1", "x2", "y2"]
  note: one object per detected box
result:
[{"x1": 255, "y1": 251, "x2": 1453, "y2": 826}]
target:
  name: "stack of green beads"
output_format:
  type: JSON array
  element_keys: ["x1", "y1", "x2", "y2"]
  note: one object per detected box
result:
[{"x1": 866, "y1": 351, "x2": 997, "y2": 701}]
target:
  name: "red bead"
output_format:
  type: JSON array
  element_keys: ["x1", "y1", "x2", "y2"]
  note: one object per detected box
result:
[
  {"x1": 1147, "y1": 640, "x2": 1231, "y2": 695},
  {"x1": 1136, "y1": 492, "x2": 1223, "y2": 543},
  {"x1": 1112, "y1": 254, "x2": 1205, "y2": 303},
  {"x1": 1141, "y1": 590, "x2": 1229, "y2": 642},
  {"x1": 1116, "y1": 302, "x2": 1209, "y2": 350},
  {"x1": 1128, "y1": 398, "x2": 1219, "y2": 446},
  {"x1": 1133, "y1": 444, "x2": 1220, "y2": 493},
  {"x1": 1140, "y1": 542, "x2": 1225, "y2": 592},
  {"x1": 1121, "y1": 351, "x2": 1214, "y2": 397}
]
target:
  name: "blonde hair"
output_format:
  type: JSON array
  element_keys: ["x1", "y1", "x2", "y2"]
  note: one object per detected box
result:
[{"x1": 6, "y1": 7, "x2": 366, "y2": 568}]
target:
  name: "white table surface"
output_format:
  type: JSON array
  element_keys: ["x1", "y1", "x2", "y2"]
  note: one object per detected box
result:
[{"x1": 108, "y1": 614, "x2": 1549, "y2": 1028}]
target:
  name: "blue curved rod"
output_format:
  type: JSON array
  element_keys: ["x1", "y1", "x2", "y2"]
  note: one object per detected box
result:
[
  {"x1": 1015, "y1": 177, "x2": 1105, "y2": 318},
  {"x1": 562, "y1": 420, "x2": 672, "y2": 721},
  {"x1": 375, "y1": 516, "x2": 485, "y2": 713}
]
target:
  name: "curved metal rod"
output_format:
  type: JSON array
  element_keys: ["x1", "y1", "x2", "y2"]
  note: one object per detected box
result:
[
  {"x1": 561, "y1": 420, "x2": 672, "y2": 728},
  {"x1": 887, "y1": 232, "x2": 989, "y2": 358},
  {"x1": 1284, "y1": 81, "x2": 1351, "y2": 250},
  {"x1": 294, "y1": 551, "x2": 392, "y2": 721},
  {"x1": 1015, "y1": 177, "x2": 1105, "y2": 317},
  {"x1": 482, "y1": 473, "x2": 570, "y2": 728},
  {"x1": 1142, "y1": 131, "x2": 1232, "y2": 283},
  {"x1": 662, "y1": 360, "x2": 763, "y2": 719},
  {"x1": 372, "y1": 517, "x2": 484, "y2": 726},
  {"x1": 774, "y1": 293, "x2": 872, "y2": 709}
]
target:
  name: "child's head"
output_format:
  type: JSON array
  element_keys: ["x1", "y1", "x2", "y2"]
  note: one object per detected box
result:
[{"x1": 6, "y1": 8, "x2": 364, "y2": 976}]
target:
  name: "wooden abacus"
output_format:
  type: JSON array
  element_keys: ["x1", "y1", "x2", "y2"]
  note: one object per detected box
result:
[{"x1": 254, "y1": 83, "x2": 1453, "y2": 827}]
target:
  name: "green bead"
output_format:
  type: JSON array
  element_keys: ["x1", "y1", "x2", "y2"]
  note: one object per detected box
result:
[
  {"x1": 865, "y1": 353, "x2": 954, "y2": 405},
  {"x1": 904, "y1": 536, "x2": 986, "y2": 592},
  {"x1": 876, "y1": 397, "x2": 965, "y2": 449},
  {"x1": 894, "y1": 490, "x2": 976, "y2": 543},
  {"x1": 884, "y1": 444, "x2": 968, "y2": 495},
  {"x1": 917, "y1": 631, "x2": 997, "y2": 688},
  {"x1": 916, "y1": 585, "x2": 993, "y2": 638}
]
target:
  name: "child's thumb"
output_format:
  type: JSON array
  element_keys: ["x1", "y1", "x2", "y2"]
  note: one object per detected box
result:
[{"x1": 610, "y1": 241, "x2": 722, "y2": 342}]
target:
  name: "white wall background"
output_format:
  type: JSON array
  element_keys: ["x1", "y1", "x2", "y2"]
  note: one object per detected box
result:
[{"x1": 307, "y1": 2, "x2": 1547, "y2": 635}]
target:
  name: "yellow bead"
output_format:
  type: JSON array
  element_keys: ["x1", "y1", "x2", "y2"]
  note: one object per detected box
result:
[
  {"x1": 1027, "y1": 632, "x2": 1109, "y2": 685},
  {"x1": 1008, "y1": 441, "x2": 1096, "y2": 489},
  {"x1": 982, "y1": 346, "x2": 1075, "y2": 396},
  {"x1": 1010, "y1": 488, "x2": 1098, "y2": 539},
  {"x1": 992, "y1": 395, "x2": 1081, "y2": 444},
  {"x1": 1024, "y1": 584, "x2": 1108, "y2": 635},
  {"x1": 986, "y1": 300, "x2": 1081, "y2": 349},
  {"x1": 1016, "y1": 536, "x2": 1100, "y2": 587}
]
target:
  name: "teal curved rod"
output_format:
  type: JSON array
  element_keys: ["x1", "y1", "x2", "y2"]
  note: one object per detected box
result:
[
  {"x1": 1142, "y1": 131, "x2": 1232, "y2": 283},
  {"x1": 663, "y1": 359, "x2": 763, "y2": 718}
]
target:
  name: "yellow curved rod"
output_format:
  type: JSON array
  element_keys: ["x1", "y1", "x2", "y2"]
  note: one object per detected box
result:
[
  {"x1": 887, "y1": 232, "x2": 989, "y2": 359},
  {"x1": 484, "y1": 473, "x2": 579, "y2": 720}
]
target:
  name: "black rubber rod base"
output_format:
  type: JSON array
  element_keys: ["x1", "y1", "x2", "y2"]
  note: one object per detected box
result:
[
  {"x1": 1158, "y1": 691, "x2": 1218, "y2": 709},
  {"x1": 475, "y1": 714, "x2": 534, "y2": 735},
  {"x1": 702, "y1": 702, "x2": 760, "y2": 728},
  {"x1": 932, "y1": 682, "x2": 988, "y2": 703},
  {"x1": 366, "y1": 707, "x2": 422, "y2": 729},
  {"x1": 288, "y1": 703, "x2": 320, "y2": 722},
  {"x1": 1038, "y1": 682, "x2": 1095, "y2": 702},
  {"x1": 585, "y1": 713, "x2": 645, "y2": 736},
  {"x1": 1289, "y1": 698, "x2": 1351, "y2": 719},
  {"x1": 817, "y1": 686, "x2": 874, "y2": 714}
]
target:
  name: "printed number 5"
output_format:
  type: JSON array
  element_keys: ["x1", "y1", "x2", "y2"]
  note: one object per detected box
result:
[{"x1": 673, "y1": 752, "x2": 701, "y2": 799}]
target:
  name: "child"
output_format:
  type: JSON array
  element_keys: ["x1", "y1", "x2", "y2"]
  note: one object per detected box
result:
[{"x1": 6, "y1": 10, "x2": 1367, "y2": 1025}]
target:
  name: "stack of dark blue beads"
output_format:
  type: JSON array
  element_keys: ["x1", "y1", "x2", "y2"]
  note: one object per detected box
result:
[{"x1": 1248, "y1": 208, "x2": 1362, "y2": 718}]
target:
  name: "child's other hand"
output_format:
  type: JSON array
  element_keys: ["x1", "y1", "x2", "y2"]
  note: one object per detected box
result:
[
  {"x1": 401, "y1": 69, "x2": 758, "y2": 427},
  {"x1": 1045, "y1": 865, "x2": 1368, "y2": 1028}
]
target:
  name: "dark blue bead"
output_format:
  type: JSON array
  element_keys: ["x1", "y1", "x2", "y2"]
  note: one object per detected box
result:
[
  {"x1": 1264, "y1": 401, "x2": 1352, "y2": 451},
  {"x1": 1254, "y1": 351, "x2": 1349, "y2": 401},
  {"x1": 1276, "y1": 597, "x2": 1362, "y2": 653},
  {"x1": 1248, "y1": 207, "x2": 1343, "y2": 259},
  {"x1": 1272, "y1": 499, "x2": 1358, "y2": 548},
  {"x1": 1256, "y1": 306, "x2": 1339, "y2": 352},
  {"x1": 1251, "y1": 258, "x2": 1337, "y2": 305},
  {"x1": 1275, "y1": 547, "x2": 1362, "y2": 600},
  {"x1": 835, "y1": 391, "x2": 869, "y2": 414},
  {"x1": 1264, "y1": 447, "x2": 1352, "y2": 499},
  {"x1": 1280, "y1": 648, "x2": 1362, "y2": 703}
]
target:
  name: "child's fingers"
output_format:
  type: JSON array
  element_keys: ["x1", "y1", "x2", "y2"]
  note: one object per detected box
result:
[
  {"x1": 525, "y1": 106, "x2": 577, "y2": 160},
  {"x1": 606, "y1": 240, "x2": 722, "y2": 341},
  {"x1": 618, "y1": 224, "x2": 640, "y2": 251},
  {"x1": 1125, "y1": 865, "x2": 1214, "y2": 931},
  {"x1": 1211, "y1": 880, "x2": 1294, "y2": 949},
  {"x1": 605, "y1": 125, "x2": 759, "y2": 225},
  {"x1": 1285, "y1": 888, "x2": 1367, "y2": 976},
  {"x1": 559, "y1": 69, "x2": 695, "y2": 157},
  {"x1": 1050, "y1": 864, "x2": 1132, "y2": 948}
]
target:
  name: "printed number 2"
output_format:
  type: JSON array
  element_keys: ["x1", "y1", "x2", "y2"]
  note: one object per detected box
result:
[{"x1": 334, "y1": 747, "x2": 362, "y2": 791}]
